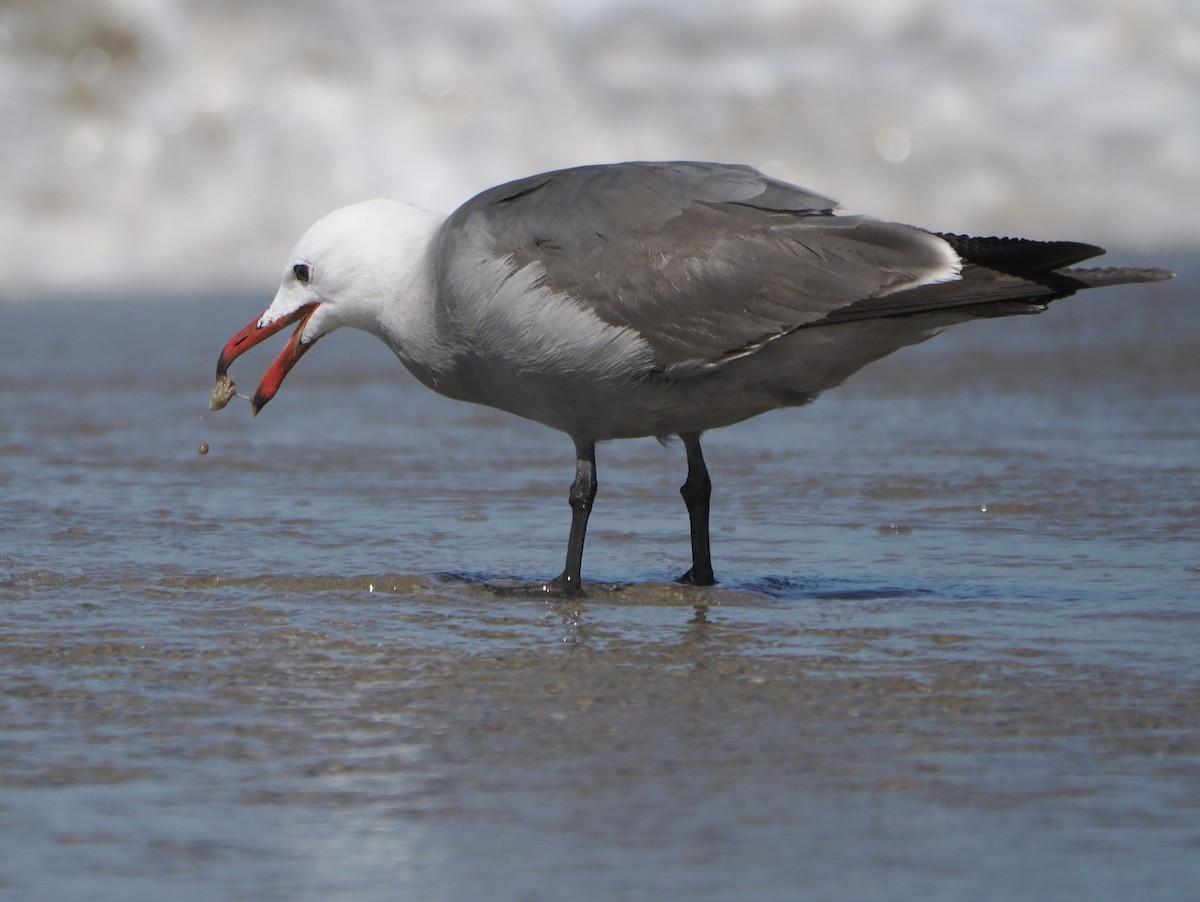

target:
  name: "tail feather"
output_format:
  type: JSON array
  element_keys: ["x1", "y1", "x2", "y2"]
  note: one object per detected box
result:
[
  {"x1": 1059, "y1": 266, "x2": 1175, "y2": 289},
  {"x1": 812, "y1": 238, "x2": 1174, "y2": 328}
]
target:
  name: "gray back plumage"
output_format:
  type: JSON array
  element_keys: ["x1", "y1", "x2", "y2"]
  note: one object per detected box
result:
[{"x1": 435, "y1": 162, "x2": 1172, "y2": 372}]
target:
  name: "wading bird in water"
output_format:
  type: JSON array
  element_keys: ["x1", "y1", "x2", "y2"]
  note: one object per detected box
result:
[{"x1": 214, "y1": 161, "x2": 1172, "y2": 596}]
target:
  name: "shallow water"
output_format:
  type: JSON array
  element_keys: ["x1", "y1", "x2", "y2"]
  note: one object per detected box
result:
[{"x1": 2, "y1": 269, "x2": 1199, "y2": 900}]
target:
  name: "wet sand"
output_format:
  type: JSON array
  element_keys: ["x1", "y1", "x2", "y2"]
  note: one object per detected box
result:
[{"x1": 1, "y1": 270, "x2": 1198, "y2": 898}]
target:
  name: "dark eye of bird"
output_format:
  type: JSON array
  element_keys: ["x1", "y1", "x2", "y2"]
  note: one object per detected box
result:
[{"x1": 293, "y1": 262, "x2": 310, "y2": 283}]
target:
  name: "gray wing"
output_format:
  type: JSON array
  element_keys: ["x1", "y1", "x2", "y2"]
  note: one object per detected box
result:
[{"x1": 437, "y1": 162, "x2": 1163, "y2": 372}]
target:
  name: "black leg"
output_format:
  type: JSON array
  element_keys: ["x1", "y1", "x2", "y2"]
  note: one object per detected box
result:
[
  {"x1": 548, "y1": 438, "x2": 597, "y2": 597},
  {"x1": 676, "y1": 431, "x2": 716, "y2": 586}
]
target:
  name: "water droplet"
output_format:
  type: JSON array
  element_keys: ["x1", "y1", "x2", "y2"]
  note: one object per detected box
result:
[
  {"x1": 63, "y1": 129, "x2": 102, "y2": 168},
  {"x1": 874, "y1": 125, "x2": 911, "y2": 163}
]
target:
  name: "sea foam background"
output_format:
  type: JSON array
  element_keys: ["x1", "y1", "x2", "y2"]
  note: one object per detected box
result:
[{"x1": 3, "y1": 0, "x2": 1197, "y2": 299}]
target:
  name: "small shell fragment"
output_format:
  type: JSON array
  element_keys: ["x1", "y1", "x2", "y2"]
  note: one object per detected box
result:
[
  {"x1": 210, "y1": 373, "x2": 238, "y2": 411},
  {"x1": 198, "y1": 442, "x2": 210, "y2": 455}
]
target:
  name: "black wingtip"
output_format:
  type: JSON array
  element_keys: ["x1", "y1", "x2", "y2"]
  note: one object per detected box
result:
[{"x1": 935, "y1": 233, "x2": 1106, "y2": 275}]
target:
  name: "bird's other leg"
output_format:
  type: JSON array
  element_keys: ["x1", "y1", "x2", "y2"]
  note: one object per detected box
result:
[
  {"x1": 677, "y1": 431, "x2": 716, "y2": 586},
  {"x1": 547, "y1": 437, "x2": 597, "y2": 598}
]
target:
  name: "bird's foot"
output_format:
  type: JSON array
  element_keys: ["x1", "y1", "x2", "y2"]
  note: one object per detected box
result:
[
  {"x1": 541, "y1": 574, "x2": 586, "y2": 598},
  {"x1": 487, "y1": 573, "x2": 586, "y2": 599},
  {"x1": 676, "y1": 567, "x2": 717, "y2": 587}
]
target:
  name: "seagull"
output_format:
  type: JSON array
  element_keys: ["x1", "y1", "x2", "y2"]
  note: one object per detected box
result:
[{"x1": 215, "y1": 161, "x2": 1172, "y2": 595}]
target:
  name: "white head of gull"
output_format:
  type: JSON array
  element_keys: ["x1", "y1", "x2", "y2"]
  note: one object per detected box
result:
[{"x1": 216, "y1": 161, "x2": 1173, "y2": 595}]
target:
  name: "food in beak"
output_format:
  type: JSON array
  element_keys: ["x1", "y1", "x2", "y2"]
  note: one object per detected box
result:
[
  {"x1": 210, "y1": 373, "x2": 238, "y2": 411},
  {"x1": 212, "y1": 303, "x2": 319, "y2": 415}
]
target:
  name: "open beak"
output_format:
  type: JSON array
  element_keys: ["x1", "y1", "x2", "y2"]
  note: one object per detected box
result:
[{"x1": 216, "y1": 303, "x2": 320, "y2": 414}]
